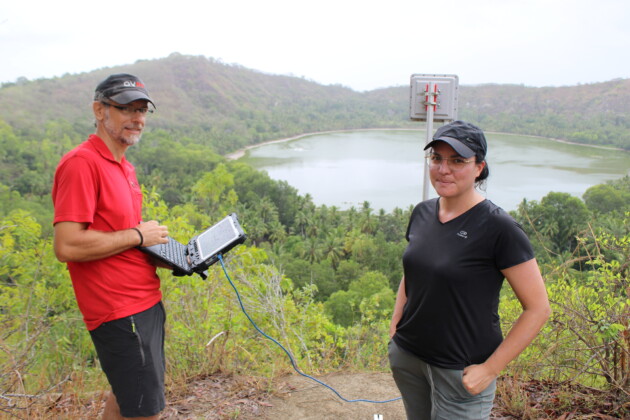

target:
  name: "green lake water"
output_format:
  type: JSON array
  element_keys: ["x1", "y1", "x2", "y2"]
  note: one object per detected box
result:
[{"x1": 242, "y1": 130, "x2": 630, "y2": 212}]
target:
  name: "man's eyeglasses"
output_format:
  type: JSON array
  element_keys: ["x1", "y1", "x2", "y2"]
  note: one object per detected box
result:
[
  {"x1": 425, "y1": 153, "x2": 475, "y2": 170},
  {"x1": 101, "y1": 101, "x2": 153, "y2": 116}
]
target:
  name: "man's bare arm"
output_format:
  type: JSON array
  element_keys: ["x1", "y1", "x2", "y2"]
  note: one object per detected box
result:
[{"x1": 54, "y1": 220, "x2": 168, "y2": 263}]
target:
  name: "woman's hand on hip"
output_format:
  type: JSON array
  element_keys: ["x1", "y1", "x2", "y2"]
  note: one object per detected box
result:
[{"x1": 462, "y1": 363, "x2": 498, "y2": 395}]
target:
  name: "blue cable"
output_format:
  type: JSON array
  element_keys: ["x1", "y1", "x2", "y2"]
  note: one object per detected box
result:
[{"x1": 217, "y1": 254, "x2": 401, "y2": 404}]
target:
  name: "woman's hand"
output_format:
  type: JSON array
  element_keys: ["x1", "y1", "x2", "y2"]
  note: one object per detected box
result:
[
  {"x1": 463, "y1": 259, "x2": 551, "y2": 395},
  {"x1": 389, "y1": 277, "x2": 407, "y2": 339},
  {"x1": 462, "y1": 363, "x2": 498, "y2": 395}
]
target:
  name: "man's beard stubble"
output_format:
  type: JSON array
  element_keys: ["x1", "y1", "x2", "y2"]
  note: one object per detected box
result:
[{"x1": 103, "y1": 115, "x2": 142, "y2": 146}]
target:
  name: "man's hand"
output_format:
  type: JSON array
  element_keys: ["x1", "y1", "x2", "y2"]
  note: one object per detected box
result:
[{"x1": 134, "y1": 221, "x2": 169, "y2": 247}]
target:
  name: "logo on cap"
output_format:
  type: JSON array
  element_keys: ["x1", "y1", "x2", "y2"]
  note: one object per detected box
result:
[{"x1": 123, "y1": 80, "x2": 145, "y2": 88}]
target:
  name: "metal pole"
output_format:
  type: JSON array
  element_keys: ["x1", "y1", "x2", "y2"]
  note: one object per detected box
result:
[{"x1": 422, "y1": 82, "x2": 436, "y2": 201}]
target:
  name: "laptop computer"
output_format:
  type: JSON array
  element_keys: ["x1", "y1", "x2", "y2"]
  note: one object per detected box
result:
[{"x1": 139, "y1": 213, "x2": 246, "y2": 278}]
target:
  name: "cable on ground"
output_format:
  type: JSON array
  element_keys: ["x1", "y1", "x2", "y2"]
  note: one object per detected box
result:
[{"x1": 217, "y1": 254, "x2": 401, "y2": 404}]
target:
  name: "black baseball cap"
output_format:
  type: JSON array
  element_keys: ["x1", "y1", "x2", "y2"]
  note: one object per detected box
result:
[
  {"x1": 424, "y1": 120, "x2": 487, "y2": 159},
  {"x1": 94, "y1": 73, "x2": 155, "y2": 107}
]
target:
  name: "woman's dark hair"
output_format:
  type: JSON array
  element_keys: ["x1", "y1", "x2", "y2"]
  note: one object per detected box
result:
[{"x1": 475, "y1": 154, "x2": 489, "y2": 189}]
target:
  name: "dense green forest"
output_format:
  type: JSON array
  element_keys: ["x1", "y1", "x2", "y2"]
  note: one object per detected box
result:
[
  {"x1": 1, "y1": 55, "x2": 629, "y2": 417},
  {"x1": 2, "y1": 53, "x2": 630, "y2": 154}
]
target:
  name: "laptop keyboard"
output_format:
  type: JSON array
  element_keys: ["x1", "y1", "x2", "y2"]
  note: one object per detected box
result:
[{"x1": 160, "y1": 239, "x2": 190, "y2": 269}]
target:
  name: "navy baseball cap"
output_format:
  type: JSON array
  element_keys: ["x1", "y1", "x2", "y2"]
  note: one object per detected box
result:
[
  {"x1": 424, "y1": 120, "x2": 487, "y2": 159},
  {"x1": 94, "y1": 73, "x2": 154, "y2": 107}
]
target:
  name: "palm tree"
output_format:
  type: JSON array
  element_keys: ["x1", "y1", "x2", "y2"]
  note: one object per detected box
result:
[
  {"x1": 268, "y1": 220, "x2": 287, "y2": 243},
  {"x1": 259, "y1": 196, "x2": 279, "y2": 224},
  {"x1": 359, "y1": 201, "x2": 377, "y2": 234},
  {"x1": 299, "y1": 236, "x2": 323, "y2": 264},
  {"x1": 294, "y1": 210, "x2": 309, "y2": 237},
  {"x1": 345, "y1": 206, "x2": 358, "y2": 231},
  {"x1": 322, "y1": 230, "x2": 345, "y2": 270},
  {"x1": 245, "y1": 216, "x2": 267, "y2": 246}
]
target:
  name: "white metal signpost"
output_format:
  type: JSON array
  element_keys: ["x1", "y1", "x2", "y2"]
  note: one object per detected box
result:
[{"x1": 409, "y1": 74, "x2": 459, "y2": 201}]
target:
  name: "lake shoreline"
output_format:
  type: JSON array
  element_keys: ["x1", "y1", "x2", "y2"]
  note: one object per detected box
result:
[
  {"x1": 224, "y1": 128, "x2": 419, "y2": 160},
  {"x1": 224, "y1": 128, "x2": 625, "y2": 160}
]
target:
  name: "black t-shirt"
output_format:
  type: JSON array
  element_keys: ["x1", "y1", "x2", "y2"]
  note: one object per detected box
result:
[{"x1": 393, "y1": 198, "x2": 534, "y2": 369}]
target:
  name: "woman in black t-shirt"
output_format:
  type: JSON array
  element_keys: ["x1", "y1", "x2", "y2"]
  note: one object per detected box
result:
[{"x1": 388, "y1": 121, "x2": 550, "y2": 419}]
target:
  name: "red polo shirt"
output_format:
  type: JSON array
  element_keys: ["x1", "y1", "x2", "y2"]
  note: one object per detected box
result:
[{"x1": 52, "y1": 135, "x2": 161, "y2": 330}]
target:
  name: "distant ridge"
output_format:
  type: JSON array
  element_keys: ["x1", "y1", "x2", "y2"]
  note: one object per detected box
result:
[{"x1": 1, "y1": 53, "x2": 628, "y2": 152}]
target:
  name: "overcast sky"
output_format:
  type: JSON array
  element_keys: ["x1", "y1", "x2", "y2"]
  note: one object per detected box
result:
[{"x1": 1, "y1": 0, "x2": 629, "y2": 91}]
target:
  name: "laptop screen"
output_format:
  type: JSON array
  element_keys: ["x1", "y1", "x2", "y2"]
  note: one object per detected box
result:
[{"x1": 195, "y1": 216, "x2": 241, "y2": 261}]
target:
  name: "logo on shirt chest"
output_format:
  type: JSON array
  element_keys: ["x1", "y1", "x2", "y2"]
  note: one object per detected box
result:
[{"x1": 456, "y1": 230, "x2": 468, "y2": 239}]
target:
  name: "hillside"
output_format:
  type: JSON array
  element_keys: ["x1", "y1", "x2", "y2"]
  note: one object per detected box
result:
[
  {"x1": 0, "y1": 54, "x2": 408, "y2": 154},
  {"x1": 358, "y1": 81, "x2": 630, "y2": 150},
  {"x1": 1, "y1": 53, "x2": 629, "y2": 152}
]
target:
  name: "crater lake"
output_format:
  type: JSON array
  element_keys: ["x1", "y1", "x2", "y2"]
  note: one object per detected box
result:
[{"x1": 240, "y1": 130, "x2": 630, "y2": 212}]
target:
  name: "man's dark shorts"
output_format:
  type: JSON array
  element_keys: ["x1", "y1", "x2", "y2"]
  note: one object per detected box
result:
[{"x1": 90, "y1": 302, "x2": 166, "y2": 417}]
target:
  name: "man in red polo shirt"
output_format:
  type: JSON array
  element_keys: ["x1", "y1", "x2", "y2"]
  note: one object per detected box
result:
[{"x1": 53, "y1": 74, "x2": 170, "y2": 420}]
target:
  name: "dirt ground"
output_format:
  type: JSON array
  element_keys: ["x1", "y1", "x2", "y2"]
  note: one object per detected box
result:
[
  {"x1": 161, "y1": 372, "x2": 627, "y2": 420},
  {"x1": 0, "y1": 372, "x2": 409, "y2": 419},
  {"x1": 161, "y1": 371, "x2": 532, "y2": 420},
  {"x1": 5, "y1": 371, "x2": 626, "y2": 419},
  {"x1": 259, "y1": 372, "x2": 407, "y2": 420},
  {"x1": 162, "y1": 371, "x2": 406, "y2": 420}
]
